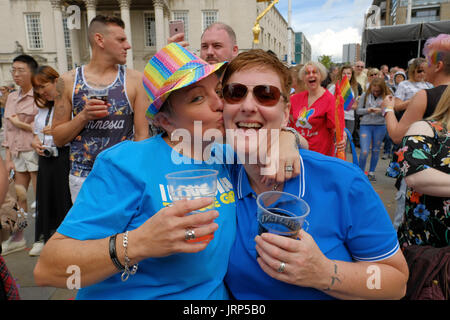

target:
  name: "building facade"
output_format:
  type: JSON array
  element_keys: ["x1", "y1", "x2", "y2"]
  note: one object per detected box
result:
[
  {"x1": 294, "y1": 32, "x2": 311, "y2": 65},
  {"x1": 342, "y1": 43, "x2": 361, "y2": 64},
  {"x1": 371, "y1": 0, "x2": 450, "y2": 26},
  {"x1": 0, "y1": 0, "x2": 296, "y2": 86}
]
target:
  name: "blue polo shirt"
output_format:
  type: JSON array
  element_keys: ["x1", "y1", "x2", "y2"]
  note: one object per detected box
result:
[{"x1": 225, "y1": 149, "x2": 399, "y2": 300}]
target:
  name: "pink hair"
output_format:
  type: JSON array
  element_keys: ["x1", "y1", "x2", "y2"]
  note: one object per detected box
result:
[{"x1": 422, "y1": 33, "x2": 450, "y2": 57}]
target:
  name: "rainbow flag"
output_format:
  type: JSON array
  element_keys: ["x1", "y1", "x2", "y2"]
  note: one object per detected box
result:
[{"x1": 339, "y1": 75, "x2": 355, "y2": 111}]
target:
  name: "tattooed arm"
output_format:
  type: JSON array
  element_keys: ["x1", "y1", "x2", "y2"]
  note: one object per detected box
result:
[
  {"x1": 127, "y1": 69, "x2": 150, "y2": 141},
  {"x1": 255, "y1": 231, "x2": 408, "y2": 300},
  {"x1": 52, "y1": 71, "x2": 109, "y2": 147}
]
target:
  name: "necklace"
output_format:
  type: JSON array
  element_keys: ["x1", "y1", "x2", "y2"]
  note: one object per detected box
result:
[{"x1": 272, "y1": 183, "x2": 279, "y2": 191}]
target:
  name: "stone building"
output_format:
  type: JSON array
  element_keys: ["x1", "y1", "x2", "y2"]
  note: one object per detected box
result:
[{"x1": 0, "y1": 0, "x2": 295, "y2": 85}]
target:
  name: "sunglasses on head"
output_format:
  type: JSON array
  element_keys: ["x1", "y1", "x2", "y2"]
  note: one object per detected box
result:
[{"x1": 222, "y1": 83, "x2": 286, "y2": 106}]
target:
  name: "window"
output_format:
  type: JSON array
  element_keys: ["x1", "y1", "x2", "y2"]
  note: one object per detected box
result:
[
  {"x1": 411, "y1": 8, "x2": 439, "y2": 23},
  {"x1": 173, "y1": 11, "x2": 189, "y2": 42},
  {"x1": 25, "y1": 13, "x2": 43, "y2": 49},
  {"x1": 202, "y1": 10, "x2": 217, "y2": 32},
  {"x1": 63, "y1": 18, "x2": 71, "y2": 49},
  {"x1": 144, "y1": 12, "x2": 156, "y2": 47}
]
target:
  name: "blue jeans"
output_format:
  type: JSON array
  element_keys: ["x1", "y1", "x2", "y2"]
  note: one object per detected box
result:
[{"x1": 358, "y1": 124, "x2": 386, "y2": 172}]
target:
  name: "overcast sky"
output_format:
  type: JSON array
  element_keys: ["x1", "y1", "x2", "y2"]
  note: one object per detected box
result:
[{"x1": 275, "y1": 0, "x2": 374, "y2": 62}]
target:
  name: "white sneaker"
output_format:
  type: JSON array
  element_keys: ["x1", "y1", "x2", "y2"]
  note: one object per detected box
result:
[
  {"x1": 1, "y1": 237, "x2": 27, "y2": 256},
  {"x1": 29, "y1": 241, "x2": 44, "y2": 256}
]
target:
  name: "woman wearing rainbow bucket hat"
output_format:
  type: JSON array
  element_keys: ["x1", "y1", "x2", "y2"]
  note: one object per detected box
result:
[{"x1": 34, "y1": 42, "x2": 301, "y2": 300}]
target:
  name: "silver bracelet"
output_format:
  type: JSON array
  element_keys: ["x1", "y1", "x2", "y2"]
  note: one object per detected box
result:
[
  {"x1": 281, "y1": 126, "x2": 302, "y2": 149},
  {"x1": 121, "y1": 231, "x2": 138, "y2": 282}
]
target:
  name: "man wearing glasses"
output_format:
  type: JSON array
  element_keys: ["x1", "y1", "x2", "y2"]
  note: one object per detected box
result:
[
  {"x1": 1, "y1": 55, "x2": 39, "y2": 255},
  {"x1": 353, "y1": 61, "x2": 367, "y2": 92}
]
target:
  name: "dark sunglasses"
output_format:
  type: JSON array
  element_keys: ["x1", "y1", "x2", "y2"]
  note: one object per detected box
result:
[
  {"x1": 416, "y1": 69, "x2": 425, "y2": 73},
  {"x1": 222, "y1": 83, "x2": 286, "y2": 106}
]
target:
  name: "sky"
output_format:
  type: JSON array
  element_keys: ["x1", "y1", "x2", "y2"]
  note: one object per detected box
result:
[{"x1": 275, "y1": 0, "x2": 374, "y2": 63}]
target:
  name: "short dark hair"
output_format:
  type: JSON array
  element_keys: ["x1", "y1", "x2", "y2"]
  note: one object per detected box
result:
[
  {"x1": 13, "y1": 54, "x2": 38, "y2": 73},
  {"x1": 88, "y1": 15, "x2": 125, "y2": 46}
]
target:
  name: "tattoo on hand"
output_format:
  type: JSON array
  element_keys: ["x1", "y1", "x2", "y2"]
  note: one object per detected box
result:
[{"x1": 324, "y1": 261, "x2": 341, "y2": 291}]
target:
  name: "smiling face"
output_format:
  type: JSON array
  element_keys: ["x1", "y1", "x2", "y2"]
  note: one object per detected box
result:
[
  {"x1": 341, "y1": 68, "x2": 352, "y2": 81},
  {"x1": 223, "y1": 67, "x2": 290, "y2": 157},
  {"x1": 303, "y1": 65, "x2": 323, "y2": 91},
  {"x1": 33, "y1": 79, "x2": 57, "y2": 102}
]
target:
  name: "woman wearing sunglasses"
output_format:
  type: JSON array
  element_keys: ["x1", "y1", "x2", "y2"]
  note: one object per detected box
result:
[
  {"x1": 222, "y1": 50, "x2": 408, "y2": 300},
  {"x1": 34, "y1": 43, "x2": 300, "y2": 300},
  {"x1": 393, "y1": 58, "x2": 433, "y2": 119},
  {"x1": 288, "y1": 61, "x2": 345, "y2": 157}
]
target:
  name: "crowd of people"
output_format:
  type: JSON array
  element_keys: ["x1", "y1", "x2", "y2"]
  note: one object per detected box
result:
[{"x1": 0, "y1": 14, "x2": 448, "y2": 301}]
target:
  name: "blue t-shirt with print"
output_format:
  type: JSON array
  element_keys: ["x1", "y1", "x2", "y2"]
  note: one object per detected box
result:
[
  {"x1": 57, "y1": 134, "x2": 237, "y2": 300},
  {"x1": 225, "y1": 149, "x2": 399, "y2": 300}
]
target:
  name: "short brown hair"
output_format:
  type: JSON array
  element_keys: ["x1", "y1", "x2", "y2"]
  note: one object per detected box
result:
[
  {"x1": 222, "y1": 49, "x2": 291, "y2": 99},
  {"x1": 202, "y1": 22, "x2": 237, "y2": 45},
  {"x1": 88, "y1": 15, "x2": 125, "y2": 46}
]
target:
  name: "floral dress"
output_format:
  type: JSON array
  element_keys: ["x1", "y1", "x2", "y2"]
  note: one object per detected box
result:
[{"x1": 397, "y1": 120, "x2": 450, "y2": 248}]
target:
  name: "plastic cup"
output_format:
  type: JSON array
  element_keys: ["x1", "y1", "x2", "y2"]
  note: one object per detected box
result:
[
  {"x1": 256, "y1": 191, "x2": 310, "y2": 239},
  {"x1": 165, "y1": 169, "x2": 218, "y2": 243},
  {"x1": 86, "y1": 87, "x2": 109, "y2": 103}
]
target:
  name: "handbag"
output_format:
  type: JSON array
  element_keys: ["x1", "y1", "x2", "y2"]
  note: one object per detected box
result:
[{"x1": 402, "y1": 245, "x2": 450, "y2": 300}]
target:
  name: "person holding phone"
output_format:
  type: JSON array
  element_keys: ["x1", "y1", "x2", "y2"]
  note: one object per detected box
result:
[{"x1": 356, "y1": 78, "x2": 390, "y2": 181}]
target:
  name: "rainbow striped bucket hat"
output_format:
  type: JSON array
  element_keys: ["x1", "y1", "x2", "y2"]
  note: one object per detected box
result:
[{"x1": 143, "y1": 42, "x2": 227, "y2": 119}]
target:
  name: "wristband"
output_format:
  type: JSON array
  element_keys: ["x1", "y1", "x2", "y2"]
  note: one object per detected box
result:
[
  {"x1": 281, "y1": 126, "x2": 302, "y2": 149},
  {"x1": 109, "y1": 234, "x2": 125, "y2": 272},
  {"x1": 383, "y1": 108, "x2": 394, "y2": 117}
]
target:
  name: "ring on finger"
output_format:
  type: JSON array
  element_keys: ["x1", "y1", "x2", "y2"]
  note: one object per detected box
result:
[
  {"x1": 285, "y1": 165, "x2": 294, "y2": 173},
  {"x1": 185, "y1": 229, "x2": 196, "y2": 241},
  {"x1": 277, "y1": 261, "x2": 286, "y2": 273}
]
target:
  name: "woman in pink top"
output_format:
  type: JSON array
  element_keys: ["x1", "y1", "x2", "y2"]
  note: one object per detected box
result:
[{"x1": 288, "y1": 61, "x2": 344, "y2": 157}]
